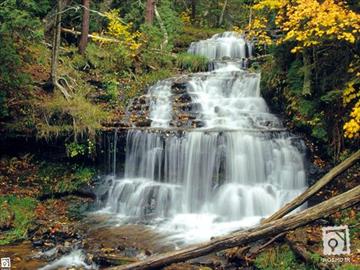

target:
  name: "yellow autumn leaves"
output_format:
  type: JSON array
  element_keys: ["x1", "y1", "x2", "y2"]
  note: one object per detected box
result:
[
  {"x1": 245, "y1": 0, "x2": 360, "y2": 52},
  {"x1": 278, "y1": 0, "x2": 360, "y2": 52},
  {"x1": 343, "y1": 68, "x2": 360, "y2": 139},
  {"x1": 245, "y1": 0, "x2": 360, "y2": 139},
  {"x1": 92, "y1": 9, "x2": 142, "y2": 57}
]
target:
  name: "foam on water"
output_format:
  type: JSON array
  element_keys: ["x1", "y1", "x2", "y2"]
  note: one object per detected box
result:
[{"x1": 39, "y1": 250, "x2": 97, "y2": 270}]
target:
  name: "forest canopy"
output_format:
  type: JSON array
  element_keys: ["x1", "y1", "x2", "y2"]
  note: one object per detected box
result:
[{"x1": 0, "y1": 0, "x2": 359, "y2": 160}]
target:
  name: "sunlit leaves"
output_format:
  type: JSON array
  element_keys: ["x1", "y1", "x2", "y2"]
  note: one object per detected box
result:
[
  {"x1": 249, "y1": 0, "x2": 360, "y2": 52},
  {"x1": 92, "y1": 9, "x2": 142, "y2": 57},
  {"x1": 343, "y1": 60, "x2": 360, "y2": 139}
]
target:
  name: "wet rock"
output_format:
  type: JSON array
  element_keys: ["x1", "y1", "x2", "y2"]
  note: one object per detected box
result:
[
  {"x1": 222, "y1": 56, "x2": 232, "y2": 61},
  {"x1": 76, "y1": 184, "x2": 97, "y2": 199},
  {"x1": 175, "y1": 93, "x2": 192, "y2": 103},
  {"x1": 171, "y1": 80, "x2": 188, "y2": 95},
  {"x1": 94, "y1": 254, "x2": 138, "y2": 267},
  {"x1": 32, "y1": 239, "x2": 44, "y2": 247},
  {"x1": 192, "y1": 120, "x2": 205, "y2": 128},
  {"x1": 102, "y1": 121, "x2": 131, "y2": 128},
  {"x1": 307, "y1": 163, "x2": 327, "y2": 186},
  {"x1": 135, "y1": 118, "x2": 152, "y2": 127},
  {"x1": 171, "y1": 87, "x2": 187, "y2": 95}
]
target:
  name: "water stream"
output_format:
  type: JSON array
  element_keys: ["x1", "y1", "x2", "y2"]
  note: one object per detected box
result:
[{"x1": 101, "y1": 32, "x2": 307, "y2": 245}]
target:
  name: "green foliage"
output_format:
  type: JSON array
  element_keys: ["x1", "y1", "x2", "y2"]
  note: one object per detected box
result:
[
  {"x1": 67, "y1": 199, "x2": 91, "y2": 220},
  {"x1": 333, "y1": 208, "x2": 360, "y2": 240},
  {"x1": 38, "y1": 163, "x2": 95, "y2": 195},
  {"x1": 174, "y1": 26, "x2": 223, "y2": 50},
  {"x1": 66, "y1": 142, "x2": 86, "y2": 158},
  {"x1": 66, "y1": 139, "x2": 96, "y2": 158},
  {"x1": 287, "y1": 59, "x2": 304, "y2": 95},
  {"x1": 254, "y1": 245, "x2": 310, "y2": 270},
  {"x1": 0, "y1": 91, "x2": 9, "y2": 119},
  {"x1": 156, "y1": 0, "x2": 183, "y2": 46},
  {"x1": 176, "y1": 53, "x2": 209, "y2": 72},
  {"x1": 309, "y1": 252, "x2": 322, "y2": 264},
  {"x1": 0, "y1": 0, "x2": 50, "y2": 87},
  {"x1": 105, "y1": 79, "x2": 119, "y2": 103},
  {"x1": 36, "y1": 91, "x2": 108, "y2": 139},
  {"x1": 0, "y1": 195, "x2": 37, "y2": 245},
  {"x1": 336, "y1": 265, "x2": 360, "y2": 270}
]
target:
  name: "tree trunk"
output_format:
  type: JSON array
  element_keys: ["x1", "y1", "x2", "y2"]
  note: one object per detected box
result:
[
  {"x1": 191, "y1": 0, "x2": 197, "y2": 21},
  {"x1": 145, "y1": 0, "x2": 155, "y2": 24},
  {"x1": 51, "y1": 0, "x2": 71, "y2": 101},
  {"x1": 154, "y1": 4, "x2": 168, "y2": 49},
  {"x1": 44, "y1": 0, "x2": 71, "y2": 33},
  {"x1": 262, "y1": 150, "x2": 360, "y2": 223},
  {"x1": 51, "y1": 0, "x2": 62, "y2": 85},
  {"x1": 302, "y1": 48, "x2": 312, "y2": 96},
  {"x1": 79, "y1": 0, "x2": 90, "y2": 55},
  {"x1": 218, "y1": 0, "x2": 228, "y2": 27},
  {"x1": 106, "y1": 185, "x2": 360, "y2": 270}
]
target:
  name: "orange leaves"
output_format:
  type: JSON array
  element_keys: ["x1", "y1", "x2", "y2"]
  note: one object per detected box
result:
[{"x1": 35, "y1": 204, "x2": 46, "y2": 219}]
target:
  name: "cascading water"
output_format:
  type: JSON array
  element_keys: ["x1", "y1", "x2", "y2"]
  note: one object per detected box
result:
[{"x1": 103, "y1": 32, "x2": 307, "y2": 244}]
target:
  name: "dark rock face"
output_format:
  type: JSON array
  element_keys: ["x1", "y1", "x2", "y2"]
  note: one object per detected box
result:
[
  {"x1": 119, "y1": 75, "x2": 208, "y2": 129},
  {"x1": 126, "y1": 95, "x2": 152, "y2": 127}
]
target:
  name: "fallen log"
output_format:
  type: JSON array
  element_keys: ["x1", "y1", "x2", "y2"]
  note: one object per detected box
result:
[
  {"x1": 106, "y1": 185, "x2": 360, "y2": 270},
  {"x1": 61, "y1": 27, "x2": 120, "y2": 43},
  {"x1": 285, "y1": 235, "x2": 331, "y2": 270},
  {"x1": 262, "y1": 150, "x2": 360, "y2": 223}
]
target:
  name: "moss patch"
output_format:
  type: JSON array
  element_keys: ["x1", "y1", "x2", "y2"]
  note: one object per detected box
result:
[
  {"x1": 254, "y1": 244, "x2": 313, "y2": 270},
  {"x1": 0, "y1": 195, "x2": 37, "y2": 245}
]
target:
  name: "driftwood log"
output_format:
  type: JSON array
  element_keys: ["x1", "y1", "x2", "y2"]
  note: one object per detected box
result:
[
  {"x1": 262, "y1": 150, "x2": 360, "y2": 223},
  {"x1": 106, "y1": 185, "x2": 360, "y2": 270}
]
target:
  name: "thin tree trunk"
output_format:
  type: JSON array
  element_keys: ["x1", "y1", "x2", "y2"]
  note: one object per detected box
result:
[
  {"x1": 44, "y1": 0, "x2": 71, "y2": 33},
  {"x1": 51, "y1": 0, "x2": 62, "y2": 84},
  {"x1": 106, "y1": 185, "x2": 360, "y2": 270},
  {"x1": 262, "y1": 150, "x2": 360, "y2": 223},
  {"x1": 302, "y1": 48, "x2": 312, "y2": 96},
  {"x1": 191, "y1": 0, "x2": 197, "y2": 21},
  {"x1": 154, "y1": 4, "x2": 168, "y2": 49},
  {"x1": 145, "y1": 0, "x2": 155, "y2": 24},
  {"x1": 218, "y1": 0, "x2": 228, "y2": 27},
  {"x1": 79, "y1": 0, "x2": 90, "y2": 54},
  {"x1": 51, "y1": 0, "x2": 71, "y2": 101}
]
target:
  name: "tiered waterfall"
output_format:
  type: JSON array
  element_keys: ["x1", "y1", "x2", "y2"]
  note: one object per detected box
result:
[{"x1": 103, "y1": 32, "x2": 307, "y2": 243}]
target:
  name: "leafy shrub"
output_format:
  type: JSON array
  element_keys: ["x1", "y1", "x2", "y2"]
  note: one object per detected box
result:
[
  {"x1": 176, "y1": 52, "x2": 209, "y2": 72},
  {"x1": 0, "y1": 195, "x2": 37, "y2": 245},
  {"x1": 38, "y1": 163, "x2": 95, "y2": 195},
  {"x1": 66, "y1": 139, "x2": 95, "y2": 158}
]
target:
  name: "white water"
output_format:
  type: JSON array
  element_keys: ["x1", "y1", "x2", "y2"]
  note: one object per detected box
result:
[
  {"x1": 39, "y1": 250, "x2": 97, "y2": 270},
  {"x1": 103, "y1": 32, "x2": 307, "y2": 244}
]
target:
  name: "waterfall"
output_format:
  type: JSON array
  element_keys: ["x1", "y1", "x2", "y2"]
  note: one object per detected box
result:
[{"x1": 103, "y1": 32, "x2": 307, "y2": 243}]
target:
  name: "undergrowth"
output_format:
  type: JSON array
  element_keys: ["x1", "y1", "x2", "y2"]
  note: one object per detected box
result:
[
  {"x1": 254, "y1": 244, "x2": 312, "y2": 270},
  {"x1": 0, "y1": 195, "x2": 37, "y2": 245},
  {"x1": 176, "y1": 52, "x2": 209, "y2": 72}
]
